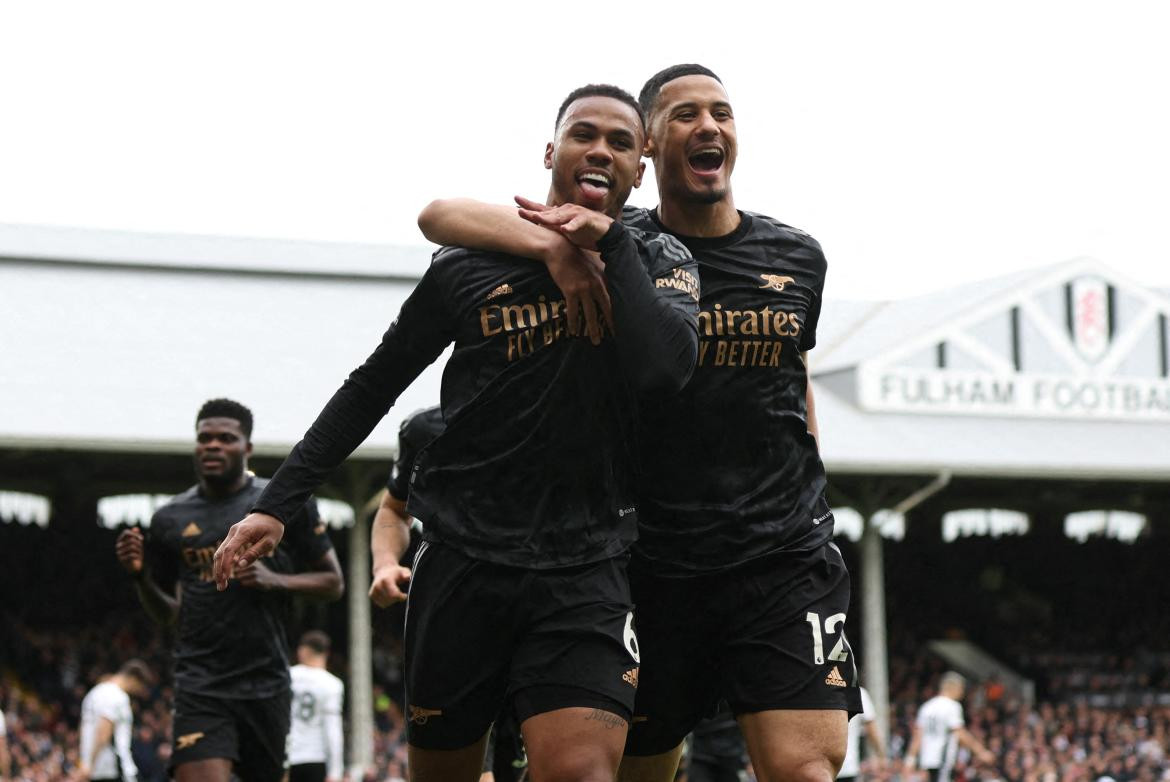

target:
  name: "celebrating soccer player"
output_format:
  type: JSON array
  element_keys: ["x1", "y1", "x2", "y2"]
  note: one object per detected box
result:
[
  {"x1": 416, "y1": 64, "x2": 859, "y2": 782},
  {"x1": 213, "y1": 84, "x2": 699, "y2": 782}
]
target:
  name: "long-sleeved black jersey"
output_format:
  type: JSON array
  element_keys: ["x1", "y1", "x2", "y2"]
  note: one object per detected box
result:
[
  {"x1": 623, "y1": 206, "x2": 833, "y2": 575},
  {"x1": 255, "y1": 221, "x2": 699, "y2": 569}
]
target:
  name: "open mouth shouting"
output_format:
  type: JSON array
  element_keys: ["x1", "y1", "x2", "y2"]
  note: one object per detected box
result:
[
  {"x1": 576, "y1": 169, "x2": 614, "y2": 203},
  {"x1": 688, "y1": 145, "x2": 726, "y2": 177}
]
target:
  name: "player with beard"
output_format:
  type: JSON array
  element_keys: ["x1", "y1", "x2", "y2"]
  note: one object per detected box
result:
[
  {"x1": 415, "y1": 64, "x2": 859, "y2": 782},
  {"x1": 212, "y1": 85, "x2": 699, "y2": 782},
  {"x1": 115, "y1": 399, "x2": 344, "y2": 782}
]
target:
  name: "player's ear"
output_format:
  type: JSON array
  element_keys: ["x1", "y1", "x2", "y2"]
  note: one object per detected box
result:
[
  {"x1": 245, "y1": 440, "x2": 253, "y2": 456},
  {"x1": 633, "y1": 161, "x2": 645, "y2": 189},
  {"x1": 544, "y1": 142, "x2": 554, "y2": 170},
  {"x1": 643, "y1": 135, "x2": 656, "y2": 159}
]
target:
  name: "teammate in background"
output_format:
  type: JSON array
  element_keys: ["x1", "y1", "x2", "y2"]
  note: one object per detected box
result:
[
  {"x1": 367, "y1": 406, "x2": 443, "y2": 610},
  {"x1": 78, "y1": 660, "x2": 153, "y2": 782},
  {"x1": 837, "y1": 685, "x2": 884, "y2": 782},
  {"x1": 288, "y1": 631, "x2": 345, "y2": 782},
  {"x1": 212, "y1": 85, "x2": 699, "y2": 782},
  {"x1": 367, "y1": 406, "x2": 525, "y2": 782},
  {"x1": 686, "y1": 709, "x2": 747, "y2": 782},
  {"x1": 905, "y1": 672, "x2": 995, "y2": 782},
  {"x1": 115, "y1": 399, "x2": 344, "y2": 782},
  {"x1": 416, "y1": 64, "x2": 857, "y2": 782}
]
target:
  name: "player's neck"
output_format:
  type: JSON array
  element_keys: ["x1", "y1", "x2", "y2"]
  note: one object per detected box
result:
[
  {"x1": 200, "y1": 471, "x2": 249, "y2": 499},
  {"x1": 657, "y1": 194, "x2": 740, "y2": 238}
]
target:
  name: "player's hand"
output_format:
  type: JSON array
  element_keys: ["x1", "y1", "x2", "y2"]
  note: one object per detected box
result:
[
  {"x1": 212, "y1": 513, "x2": 285, "y2": 591},
  {"x1": 368, "y1": 563, "x2": 412, "y2": 607},
  {"x1": 115, "y1": 528, "x2": 145, "y2": 576},
  {"x1": 235, "y1": 559, "x2": 283, "y2": 591},
  {"x1": 517, "y1": 198, "x2": 612, "y2": 346},
  {"x1": 516, "y1": 196, "x2": 614, "y2": 251}
]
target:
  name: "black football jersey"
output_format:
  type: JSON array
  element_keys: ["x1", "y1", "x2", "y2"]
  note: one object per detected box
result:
[
  {"x1": 146, "y1": 477, "x2": 333, "y2": 698},
  {"x1": 623, "y1": 206, "x2": 834, "y2": 574}
]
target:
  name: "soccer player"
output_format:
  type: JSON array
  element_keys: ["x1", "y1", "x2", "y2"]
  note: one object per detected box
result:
[
  {"x1": 212, "y1": 85, "x2": 699, "y2": 782},
  {"x1": 415, "y1": 64, "x2": 859, "y2": 782},
  {"x1": 905, "y1": 672, "x2": 995, "y2": 782},
  {"x1": 367, "y1": 406, "x2": 443, "y2": 609},
  {"x1": 837, "y1": 685, "x2": 884, "y2": 782},
  {"x1": 78, "y1": 660, "x2": 153, "y2": 782},
  {"x1": 288, "y1": 631, "x2": 345, "y2": 782},
  {"x1": 115, "y1": 399, "x2": 344, "y2": 782}
]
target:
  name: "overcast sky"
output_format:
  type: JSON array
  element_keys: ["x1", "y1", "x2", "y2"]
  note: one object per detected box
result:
[{"x1": 2, "y1": 1, "x2": 1168, "y2": 300}]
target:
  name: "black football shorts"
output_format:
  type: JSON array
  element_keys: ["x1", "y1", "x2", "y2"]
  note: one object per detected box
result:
[
  {"x1": 404, "y1": 541, "x2": 640, "y2": 750},
  {"x1": 624, "y1": 541, "x2": 861, "y2": 755},
  {"x1": 170, "y1": 688, "x2": 290, "y2": 782}
]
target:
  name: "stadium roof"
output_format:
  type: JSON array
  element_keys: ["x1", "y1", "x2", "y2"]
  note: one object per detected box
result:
[
  {"x1": 2, "y1": 222, "x2": 1168, "y2": 485},
  {"x1": 812, "y1": 257, "x2": 1170, "y2": 480},
  {"x1": 0, "y1": 222, "x2": 441, "y2": 459}
]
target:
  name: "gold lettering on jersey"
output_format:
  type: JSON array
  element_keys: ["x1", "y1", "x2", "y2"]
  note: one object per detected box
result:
[
  {"x1": 694, "y1": 304, "x2": 802, "y2": 368},
  {"x1": 182, "y1": 544, "x2": 222, "y2": 582},
  {"x1": 697, "y1": 304, "x2": 802, "y2": 339},
  {"x1": 655, "y1": 268, "x2": 700, "y2": 301},
  {"x1": 759, "y1": 274, "x2": 796, "y2": 292},
  {"x1": 481, "y1": 294, "x2": 605, "y2": 362},
  {"x1": 702, "y1": 339, "x2": 782, "y2": 368}
]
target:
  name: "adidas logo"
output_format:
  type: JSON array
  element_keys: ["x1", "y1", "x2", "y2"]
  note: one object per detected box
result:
[
  {"x1": 181, "y1": 522, "x2": 202, "y2": 538},
  {"x1": 825, "y1": 666, "x2": 847, "y2": 687},
  {"x1": 622, "y1": 668, "x2": 639, "y2": 688},
  {"x1": 486, "y1": 283, "x2": 513, "y2": 301},
  {"x1": 408, "y1": 705, "x2": 443, "y2": 725}
]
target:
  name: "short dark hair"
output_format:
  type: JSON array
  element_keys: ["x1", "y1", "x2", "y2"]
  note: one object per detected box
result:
[
  {"x1": 119, "y1": 659, "x2": 154, "y2": 685},
  {"x1": 299, "y1": 630, "x2": 331, "y2": 655},
  {"x1": 555, "y1": 83, "x2": 645, "y2": 133},
  {"x1": 196, "y1": 398, "x2": 254, "y2": 440},
  {"x1": 638, "y1": 64, "x2": 723, "y2": 119}
]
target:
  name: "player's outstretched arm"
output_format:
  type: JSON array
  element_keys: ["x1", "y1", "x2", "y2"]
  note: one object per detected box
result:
[
  {"x1": 212, "y1": 512, "x2": 284, "y2": 590},
  {"x1": 214, "y1": 270, "x2": 455, "y2": 590},
  {"x1": 418, "y1": 197, "x2": 612, "y2": 345},
  {"x1": 369, "y1": 491, "x2": 413, "y2": 607},
  {"x1": 116, "y1": 528, "x2": 179, "y2": 625},
  {"x1": 594, "y1": 221, "x2": 699, "y2": 394}
]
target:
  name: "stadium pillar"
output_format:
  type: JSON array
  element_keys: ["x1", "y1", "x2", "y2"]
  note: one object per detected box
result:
[
  {"x1": 859, "y1": 511, "x2": 890, "y2": 749},
  {"x1": 346, "y1": 491, "x2": 376, "y2": 779}
]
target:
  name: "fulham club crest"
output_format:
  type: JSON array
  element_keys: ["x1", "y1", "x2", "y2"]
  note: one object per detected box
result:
[{"x1": 1069, "y1": 276, "x2": 1111, "y2": 362}]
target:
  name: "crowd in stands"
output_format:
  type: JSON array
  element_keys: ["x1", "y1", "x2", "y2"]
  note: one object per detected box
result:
[{"x1": 4, "y1": 522, "x2": 1170, "y2": 781}]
